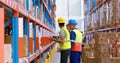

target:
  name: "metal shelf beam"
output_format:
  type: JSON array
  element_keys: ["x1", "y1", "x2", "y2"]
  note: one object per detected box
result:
[
  {"x1": 0, "y1": 0, "x2": 55, "y2": 33},
  {"x1": 43, "y1": 2, "x2": 55, "y2": 24},
  {"x1": 20, "y1": 42, "x2": 55, "y2": 63},
  {"x1": 85, "y1": 27, "x2": 120, "y2": 34},
  {"x1": 85, "y1": 0, "x2": 109, "y2": 15}
]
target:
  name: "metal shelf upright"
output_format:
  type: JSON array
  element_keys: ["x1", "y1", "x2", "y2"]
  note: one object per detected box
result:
[{"x1": 0, "y1": 0, "x2": 56, "y2": 63}]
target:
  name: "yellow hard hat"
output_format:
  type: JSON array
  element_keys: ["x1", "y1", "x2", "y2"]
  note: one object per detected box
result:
[{"x1": 58, "y1": 17, "x2": 65, "y2": 23}]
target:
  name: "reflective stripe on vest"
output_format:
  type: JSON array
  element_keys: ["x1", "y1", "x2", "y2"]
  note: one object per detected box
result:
[
  {"x1": 71, "y1": 29, "x2": 82, "y2": 52},
  {"x1": 59, "y1": 27, "x2": 71, "y2": 50}
]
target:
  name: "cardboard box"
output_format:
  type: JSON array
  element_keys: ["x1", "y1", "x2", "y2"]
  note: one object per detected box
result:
[
  {"x1": 110, "y1": 57, "x2": 120, "y2": 63},
  {"x1": 102, "y1": 4, "x2": 106, "y2": 28},
  {"x1": 98, "y1": 57, "x2": 110, "y2": 63},
  {"x1": 110, "y1": 47, "x2": 120, "y2": 57},
  {"x1": 87, "y1": 57, "x2": 95, "y2": 63},
  {"x1": 24, "y1": 35, "x2": 28, "y2": 57},
  {"x1": 5, "y1": 35, "x2": 12, "y2": 44},
  {"x1": 111, "y1": 0, "x2": 120, "y2": 26},
  {"x1": 96, "y1": 0, "x2": 101, "y2": 5},
  {"x1": 97, "y1": 42, "x2": 110, "y2": 53},
  {"x1": 82, "y1": 47, "x2": 90, "y2": 52},
  {"x1": 86, "y1": 52, "x2": 94, "y2": 57},
  {"x1": 4, "y1": 44, "x2": 12, "y2": 63},
  {"x1": 19, "y1": 0, "x2": 26, "y2": 9},
  {"x1": 37, "y1": 58, "x2": 43, "y2": 63}
]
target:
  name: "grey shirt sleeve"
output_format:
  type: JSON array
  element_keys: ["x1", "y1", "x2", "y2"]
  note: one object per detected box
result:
[{"x1": 59, "y1": 30, "x2": 66, "y2": 37}]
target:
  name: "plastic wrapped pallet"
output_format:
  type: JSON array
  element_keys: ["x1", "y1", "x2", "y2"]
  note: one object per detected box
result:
[
  {"x1": 28, "y1": 0, "x2": 34, "y2": 16},
  {"x1": 109, "y1": 0, "x2": 120, "y2": 27},
  {"x1": 112, "y1": 0, "x2": 119, "y2": 25},
  {"x1": 40, "y1": 4, "x2": 44, "y2": 23},
  {"x1": 90, "y1": 0, "x2": 93, "y2": 10},
  {"x1": 105, "y1": 2, "x2": 109, "y2": 27},
  {"x1": 102, "y1": 4, "x2": 107, "y2": 28},
  {"x1": 86, "y1": 15, "x2": 90, "y2": 31},
  {"x1": 99, "y1": 5, "x2": 104, "y2": 28},
  {"x1": 95, "y1": 9, "x2": 99, "y2": 30},
  {"x1": 4, "y1": 35, "x2": 12, "y2": 63},
  {"x1": 19, "y1": 0, "x2": 26, "y2": 9},
  {"x1": 96, "y1": 0, "x2": 101, "y2": 5},
  {"x1": 86, "y1": 0, "x2": 90, "y2": 14},
  {"x1": 4, "y1": 44, "x2": 12, "y2": 63},
  {"x1": 36, "y1": 6, "x2": 41, "y2": 19},
  {"x1": 92, "y1": 0, "x2": 96, "y2": 8}
]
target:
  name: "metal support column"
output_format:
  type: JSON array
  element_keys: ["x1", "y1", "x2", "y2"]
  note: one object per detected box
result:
[
  {"x1": 0, "y1": 8, "x2": 4, "y2": 63},
  {"x1": 33, "y1": 23, "x2": 36, "y2": 53},
  {"x1": 25, "y1": 18, "x2": 30, "y2": 56},
  {"x1": 12, "y1": 16, "x2": 19, "y2": 63}
]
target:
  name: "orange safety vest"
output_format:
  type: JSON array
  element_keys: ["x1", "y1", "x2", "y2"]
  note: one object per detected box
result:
[{"x1": 71, "y1": 29, "x2": 82, "y2": 52}]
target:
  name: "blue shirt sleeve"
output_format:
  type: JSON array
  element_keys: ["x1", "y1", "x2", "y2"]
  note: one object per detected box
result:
[{"x1": 70, "y1": 31, "x2": 76, "y2": 47}]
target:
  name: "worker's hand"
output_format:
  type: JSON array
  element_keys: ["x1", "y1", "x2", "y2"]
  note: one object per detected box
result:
[{"x1": 49, "y1": 37, "x2": 56, "y2": 41}]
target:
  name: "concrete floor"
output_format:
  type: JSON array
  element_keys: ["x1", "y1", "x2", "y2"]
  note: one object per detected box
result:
[
  {"x1": 51, "y1": 51, "x2": 81, "y2": 63},
  {"x1": 51, "y1": 52, "x2": 60, "y2": 63}
]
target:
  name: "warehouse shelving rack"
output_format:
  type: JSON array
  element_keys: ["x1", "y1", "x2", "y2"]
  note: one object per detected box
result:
[
  {"x1": 0, "y1": 0, "x2": 56, "y2": 63},
  {"x1": 84, "y1": 0, "x2": 120, "y2": 63},
  {"x1": 84, "y1": 0, "x2": 120, "y2": 34},
  {"x1": 84, "y1": 0, "x2": 120, "y2": 46}
]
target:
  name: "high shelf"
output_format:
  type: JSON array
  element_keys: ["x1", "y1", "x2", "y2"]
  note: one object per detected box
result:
[
  {"x1": 0, "y1": 0, "x2": 56, "y2": 63},
  {"x1": 84, "y1": 0, "x2": 120, "y2": 34},
  {"x1": 83, "y1": 0, "x2": 120, "y2": 63},
  {"x1": 82, "y1": 0, "x2": 120, "y2": 63}
]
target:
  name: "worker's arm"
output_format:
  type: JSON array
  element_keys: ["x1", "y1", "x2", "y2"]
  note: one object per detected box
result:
[
  {"x1": 50, "y1": 30, "x2": 65, "y2": 44},
  {"x1": 50, "y1": 37, "x2": 64, "y2": 44}
]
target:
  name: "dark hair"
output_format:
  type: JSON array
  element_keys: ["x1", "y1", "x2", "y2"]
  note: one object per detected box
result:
[{"x1": 58, "y1": 23, "x2": 65, "y2": 27}]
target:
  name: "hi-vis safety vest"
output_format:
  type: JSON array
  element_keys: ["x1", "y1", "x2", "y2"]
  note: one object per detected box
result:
[
  {"x1": 59, "y1": 27, "x2": 71, "y2": 50},
  {"x1": 71, "y1": 29, "x2": 82, "y2": 52}
]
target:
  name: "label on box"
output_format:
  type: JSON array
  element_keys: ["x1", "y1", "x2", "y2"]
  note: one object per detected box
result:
[
  {"x1": 36, "y1": 26, "x2": 39, "y2": 37},
  {"x1": 4, "y1": 44, "x2": 12, "y2": 63},
  {"x1": 29, "y1": 23, "x2": 33, "y2": 37},
  {"x1": 18, "y1": 18, "x2": 23, "y2": 37}
]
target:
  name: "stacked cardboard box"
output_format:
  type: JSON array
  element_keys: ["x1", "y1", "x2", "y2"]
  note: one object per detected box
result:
[
  {"x1": 87, "y1": 57, "x2": 95, "y2": 63},
  {"x1": 109, "y1": 57, "x2": 120, "y2": 63},
  {"x1": 24, "y1": 35, "x2": 28, "y2": 57},
  {"x1": 96, "y1": 0, "x2": 102, "y2": 5},
  {"x1": 111, "y1": 0, "x2": 120, "y2": 26},
  {"x1": 4, "y1": 35, "x2": 12, "y2": 63},
  {"x1": 84, "y1": 32, "x2": 120, "y2": 63},
  {"x1": 102, "y1": 4, "x2": 107, "y2": 28},
  {"x1": 37, "y1": 58, "x2": 43, "y2": 63},
  {"x1": 18, "y1": 0, "x2": 26, "y2": 9},
  {"x1": 94, "y1": 32, "x2": 110, "y2": 63},
  {"x1": 82, "y1": 46, "x2": 90, "y2": 63}
]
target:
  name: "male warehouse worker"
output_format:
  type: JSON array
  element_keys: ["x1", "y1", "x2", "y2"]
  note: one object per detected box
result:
[
  {"x1": 50, "y1": 17, "x2": 71, "y2": 63},
  {"x1": 68, "y1": 19, "x2": 82, "y2": 63}
]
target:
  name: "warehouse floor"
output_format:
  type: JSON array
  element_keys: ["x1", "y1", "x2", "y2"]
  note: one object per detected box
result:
[
  {"x1": 51, "y1": 52, "x2": 60, "y2": 63},
  {"x1": 51, "y1": 51, "x2": 71, "y2": 63}
]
